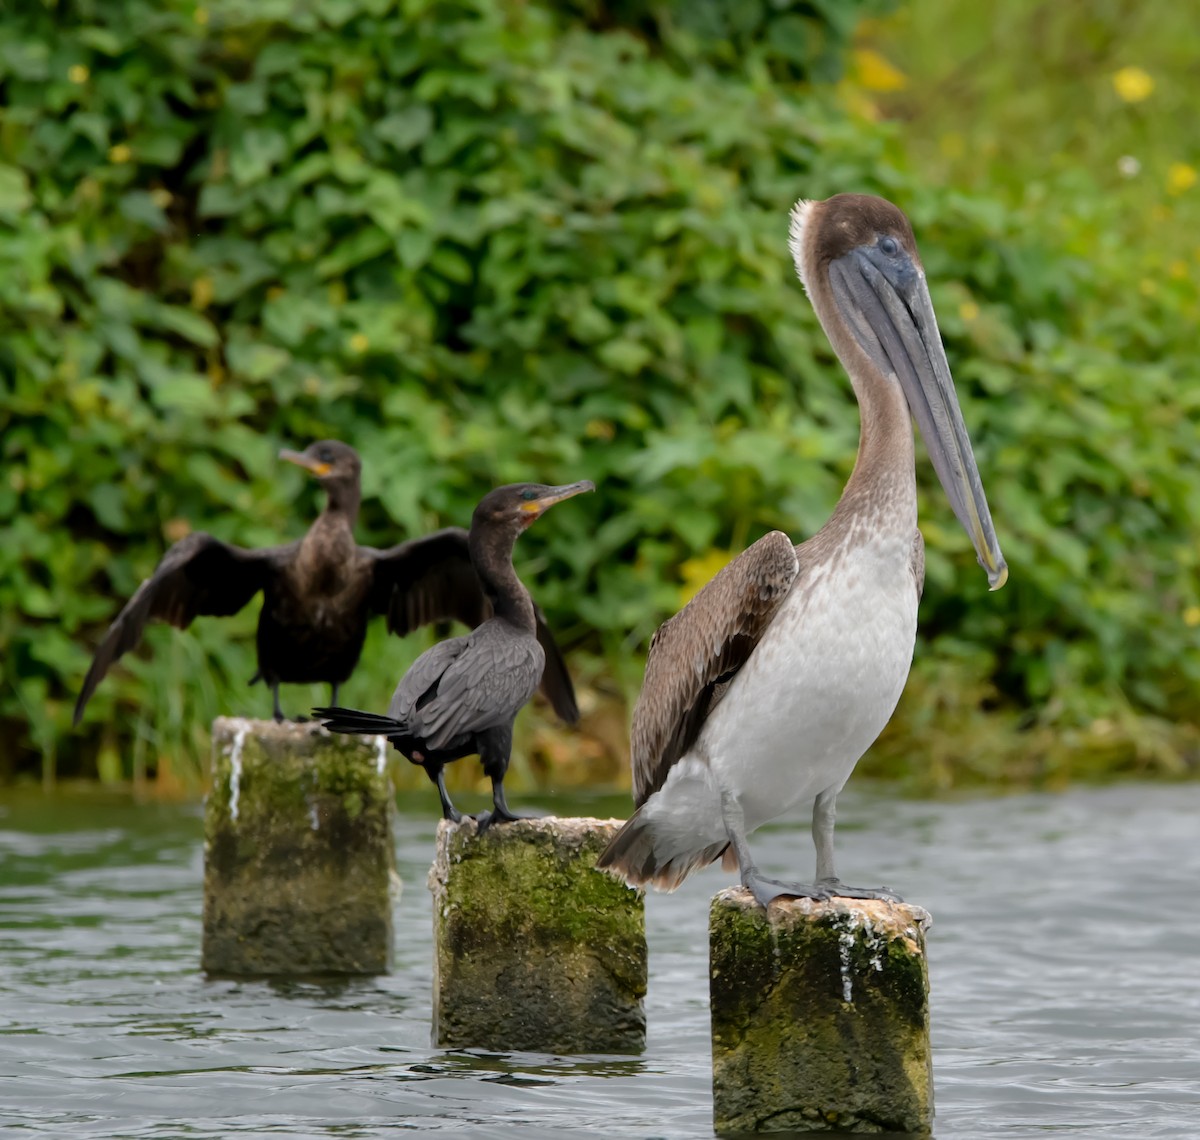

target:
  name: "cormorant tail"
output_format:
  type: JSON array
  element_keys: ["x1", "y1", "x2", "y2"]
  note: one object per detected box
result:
[
  {"x1": 313, "y1": 706, "x2": 406, "y2": 737},
  {"x1": 596, "y1": 806, "x2": 731, "y2": 892}
]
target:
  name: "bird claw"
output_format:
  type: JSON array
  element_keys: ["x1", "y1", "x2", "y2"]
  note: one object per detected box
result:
[
  {"x1": 473, "y1": 805, "x2": 543, "y2": 834},
  {"x1": 817, "y1": 878, "x2": 904, "y2": 903},
  {"x1": 744, "y1": 872, "x2": 831, "y2": 909}
]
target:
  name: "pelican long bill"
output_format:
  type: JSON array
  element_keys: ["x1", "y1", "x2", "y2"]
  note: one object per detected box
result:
[{"x1": 828, "y1": 247, "x2": 1007, "y2": 590}]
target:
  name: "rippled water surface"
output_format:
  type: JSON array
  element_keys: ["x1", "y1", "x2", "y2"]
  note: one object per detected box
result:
[{"x1": 1, "y1": 782, "x2": 1198, "y2": 1138}]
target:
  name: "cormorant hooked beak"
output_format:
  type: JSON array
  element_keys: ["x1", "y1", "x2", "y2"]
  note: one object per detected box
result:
[
  {"x1": 829, "y1": 246, "x2": 1007, "y2": 590},
  {"x1": 279, "y1": 448, "x2": 332, "y2": 479},
  {"x1": 519, "y1": 480, "x2": 596, "y2": 521}
]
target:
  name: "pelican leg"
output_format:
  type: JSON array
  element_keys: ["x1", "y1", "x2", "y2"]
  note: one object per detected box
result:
[
  {"x1": 720, "y1": 789, "x2": 829, "y2": 908},
  {"x1": 812, "y1": 788, "x2": 903, "y2": 902}
]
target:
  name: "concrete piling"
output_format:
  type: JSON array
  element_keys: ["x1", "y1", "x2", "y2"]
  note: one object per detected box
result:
[
  {"x1": 710, "y1": 888, "x2": 933, "y2": 1134},
  {"x1": 429, "y1": 817, "x2": 647, "y2": 1054},
  {"x1": 202, "y1": 716, "x2": 397, "y2": 976}
]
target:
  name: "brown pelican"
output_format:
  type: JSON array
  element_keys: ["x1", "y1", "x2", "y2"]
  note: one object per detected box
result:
[
  {"x1": 598, "y1": 194, "x2": 1006, "y2": 907},
  {"x1": 74, "y1": 442, "x2": 580, "y2": 725},
  {"x1": 316, "y1": 480, "x2": 595, "y2": 829}
]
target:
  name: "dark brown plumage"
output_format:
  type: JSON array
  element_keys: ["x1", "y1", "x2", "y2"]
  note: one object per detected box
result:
[
  {"x1": 315, "y1": 480, "x2": 594, "y2": 828},
  {"x1": 74, "y1": 443, "x2": 581, "y2": 725}
]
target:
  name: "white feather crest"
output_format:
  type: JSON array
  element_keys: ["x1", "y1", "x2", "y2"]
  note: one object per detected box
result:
[{"x1": 788, "y1": 198, "x2": 816, "y2": 294}]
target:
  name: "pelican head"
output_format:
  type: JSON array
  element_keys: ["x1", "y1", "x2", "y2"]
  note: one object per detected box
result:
[{"x1": 791, "y1": 193, "x2": 1007, "y2": 590}]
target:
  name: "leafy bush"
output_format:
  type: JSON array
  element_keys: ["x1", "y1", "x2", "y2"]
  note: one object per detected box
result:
[{"x1": 2, "y1": 0, "x2": 1197, "y2": 787}]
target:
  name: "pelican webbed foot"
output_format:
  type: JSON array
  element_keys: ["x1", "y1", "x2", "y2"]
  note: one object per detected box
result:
[
  {"x1": 743, "y1": 871, "x2": 832, "y2": 909},
  {"x1": 816, "y1": 877, "x2": 903, "y2": 903}
]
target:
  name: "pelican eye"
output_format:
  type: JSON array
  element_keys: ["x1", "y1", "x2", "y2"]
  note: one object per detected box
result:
[{"x1": 878, "y1": 235, "x2": 900, "y2": 257}]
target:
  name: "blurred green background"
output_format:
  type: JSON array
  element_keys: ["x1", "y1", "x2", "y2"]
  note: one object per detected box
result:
[{"x1": 3, "y1": 0, "x2": 1198, "y2": 795}]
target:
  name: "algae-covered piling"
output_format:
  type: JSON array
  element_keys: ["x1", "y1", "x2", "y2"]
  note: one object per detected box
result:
[
  {"x1": 429, "y1": 817, "x2": 647, "y2": 1054},
  {"x1": 710, "y1": 888, "x2": 933, "y2": 1134},
  {"x1": 203, "y1": 716, "x2": 397, "y2": 976}
]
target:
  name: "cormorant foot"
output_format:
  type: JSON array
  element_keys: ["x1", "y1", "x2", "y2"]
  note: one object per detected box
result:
[
  {"x1": 289, "y1": 714, "x2": 311, "y2": 724},
  {"x1": 817, "y1": 877, "x2": 904, "y2": 903},
  {"x1": 743, "y1": 871, "x2": 831, "y2": 909},
  {"x1": 473, "y1": 805, "x2": 543, "y2": 834}
]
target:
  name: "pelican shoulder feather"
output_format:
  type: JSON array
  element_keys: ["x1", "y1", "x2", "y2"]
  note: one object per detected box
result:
[{"x1": 630, "y1": 530, "x2": 800, "y2": 803}]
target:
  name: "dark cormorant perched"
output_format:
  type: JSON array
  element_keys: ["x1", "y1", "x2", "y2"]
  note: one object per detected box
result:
[
  {"x1": 74, "y1": 443, "x2": 581, "y2": 725},
  {"x1": 315, "y1": 480, "x2": 594, "y2": 829}
]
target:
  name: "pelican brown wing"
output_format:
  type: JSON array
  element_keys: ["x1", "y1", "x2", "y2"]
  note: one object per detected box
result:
[
  {"x1": 630, "y1": 530, "x2": 800, "y2": 804},
  {"x1": 74, "y1": 532, "x2": 284, "y2": 724},
  {"x1": 369, "y1": 527, "x2": 580, "y2": 724}
]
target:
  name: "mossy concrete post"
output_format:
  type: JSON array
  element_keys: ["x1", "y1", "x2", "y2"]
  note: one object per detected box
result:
[
  {"x1": 203, "y1": 716, "x2": 398, "y2": 976},
  {"x1": 710, "y1": 888, "x2": 933, "y2": 1134},
  {"x1": 429, "y1": 817, "x2": 647, "y2": 1054}
]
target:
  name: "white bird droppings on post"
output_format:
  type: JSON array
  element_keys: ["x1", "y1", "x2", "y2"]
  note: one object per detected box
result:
[
  {"x1": 374, "y1": 735, "x2": 387, "y2": 776},
  {"x1": 839, "y1": 923, "x2": 856, "y2": 1003},
  {"x1": 227, "y1": 722, "x2": 248, "y2": 823}
]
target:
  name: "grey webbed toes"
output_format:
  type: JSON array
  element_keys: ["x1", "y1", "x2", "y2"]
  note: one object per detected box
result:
[{"x1": 817, "y1": 877, "x2": 904, "y2": 903}]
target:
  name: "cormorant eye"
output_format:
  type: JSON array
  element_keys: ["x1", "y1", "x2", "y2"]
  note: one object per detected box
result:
[
  {"x1": 878, "y1": 235, "x2": 900, "y2": 257},
  {"x1": 319, "y1": 448, "x2": 334, "y2": 462},
  {"x1": 521, "y1": 490, "x2": 538, "y2": 501}
]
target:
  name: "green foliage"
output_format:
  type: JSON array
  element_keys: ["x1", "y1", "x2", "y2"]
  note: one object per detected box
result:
[{"x1": 2, "y1": 0, "x2": 1197, "y2": 786}]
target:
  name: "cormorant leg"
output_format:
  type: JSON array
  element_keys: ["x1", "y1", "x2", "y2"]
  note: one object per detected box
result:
[
  {"x1": 475, "y1": 777, "x2": 532, "y2": 834},
  {"x1": 474, "y1": 728, "x2": 541, "y2": 833},
  {"x1": 271, "y1": 683, "x2": 284, "y2": 723},
  {"x1": 330, "y1": 682, "x2": 340, "y2": 707},
  {"x1": 811, "y1": 788, "x2": 902, "y2": 902},
  {"x1": 720, "y1": 789, "x2": 829, "y2": 909},
  {"x1": 424, "y1": 764, "x2": 462, "y2": 824}
]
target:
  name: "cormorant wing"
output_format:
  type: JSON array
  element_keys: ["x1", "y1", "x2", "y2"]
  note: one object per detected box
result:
[
  {"x1": 370, "y1": 528, "x2": 487, "y2": 633},
  {"x1": 397, "y1": 628, "x2": 545, "y2": 753},
  {"x1": 74, "y1": 533, "x2": 285, "y2": 724},
  {"x1": 630, "y1": 530, "x2": 800, "y2": 805},
  {"x1": 369, "y1": 528, "x2": 580, "y2": 724}
]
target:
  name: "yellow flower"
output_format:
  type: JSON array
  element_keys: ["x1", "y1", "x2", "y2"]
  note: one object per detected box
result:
[
  {"x1": 1184, "y1": 606, "x2": 1200, "y2": 628},
  {"x1": 191, "y1": 277, "x2": 214, "y2": 310},
  {"x1": 68, "y1": 65, "x2": 89, "y2": 84},
  {"x1": 959, "y1": 300, "x2": 980, "y2": 323},
  {"x1": 108, "y1": 143, "x2": 132, "y2": 164},
  {"x1": 678, "y1": 549, "x2": 735, "y2": 607},
  {"x1": 852, "y1": 48, "x2": 907, "y2": 93},
  {"x1": 164, "y1": 518, "x2": 193, "y2": 543},
  {"x1": 348, "y1": 333, "x2": 369, "y2": 354},
  {"x1": 150, "y1": 188, "x2": 172, "y2": 209},
  {"x1": 939, "y1": 133, "x2": 965, "y2": 160},
  {"x1": 1169, "y1": 260, "x2": 1188, "y2": 280},
  {"x1": 1112, "y1": 66, "x2": 1154, "y2": 103},
  {"x1": 1167, "y1": 162, "x2": 1197, "y2": 196}
]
